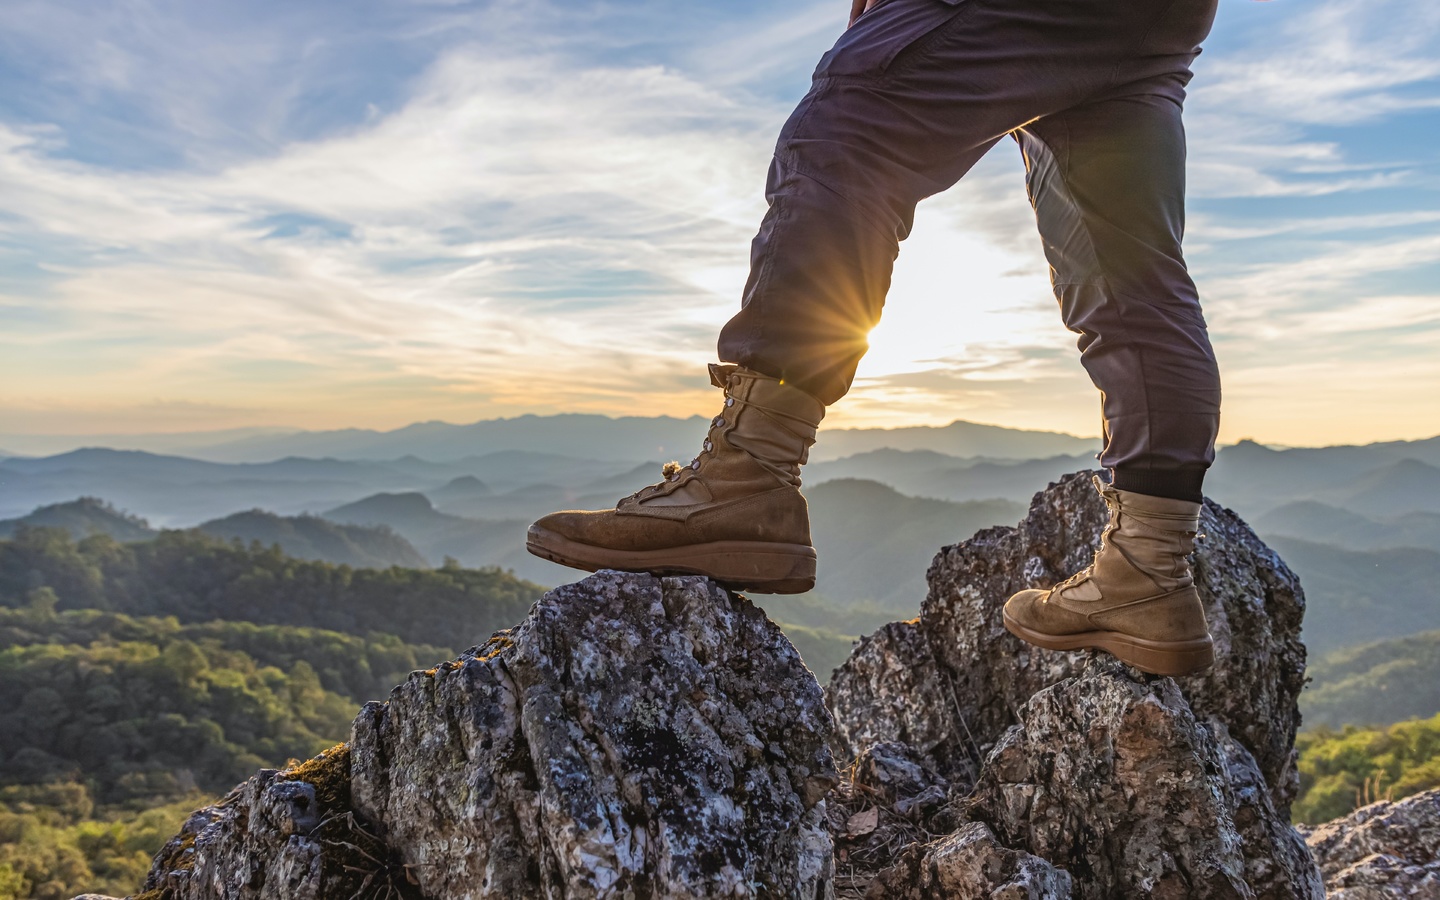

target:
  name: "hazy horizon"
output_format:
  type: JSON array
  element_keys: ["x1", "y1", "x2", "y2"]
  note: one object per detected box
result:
[{"x1": 3, "y1": 411, "x2": 1438, "y2": 461}]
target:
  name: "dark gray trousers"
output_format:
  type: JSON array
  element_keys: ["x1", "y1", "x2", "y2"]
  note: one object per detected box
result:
[{"x1": 717, "y1": 0, "x2": 1222, "y2": 500}]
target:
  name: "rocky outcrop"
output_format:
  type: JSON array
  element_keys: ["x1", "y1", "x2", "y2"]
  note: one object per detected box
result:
[
  {"x1": 130, "y1": 471, "x2": 1426, "y2": 900},
  {"x1": 139, "y1": 572, "x2": 837, "y2": 900},
  {"x1": 828, "y1": 471, "x2": 1324, "y2": 898},
  {"x1": 1304, "y1": 789, "x2": 1440, "y2": 897},
  {"x1": 827, "y1": 657, "x2": 1324, "y2": 899},
  {"x1": 966, "y1": 657, "x2": 1321, "y2": 899},
  {"x1": 830, "y1": 471, "x2": 1308, "y2": 804},
  {"x1": 137, "y1": 760, "x2": 358, "y2": 900}
]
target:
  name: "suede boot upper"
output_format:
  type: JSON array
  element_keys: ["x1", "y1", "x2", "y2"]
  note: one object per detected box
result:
[{"x1": 530, "y1": 365, "x2": 824, "y2": 556}]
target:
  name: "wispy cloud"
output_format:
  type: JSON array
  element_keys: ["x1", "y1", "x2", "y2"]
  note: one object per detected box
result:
[{"x1": 0, "y1": 0, "x2": 1437, "y2": 445}]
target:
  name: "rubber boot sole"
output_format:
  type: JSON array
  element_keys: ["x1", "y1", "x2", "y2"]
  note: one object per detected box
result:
[
  {"x1": 1002, "y1": 610, "x2": 1215, "y2": 677},
  {"x1": 526, "y1": 525, "x2": 817, "y2": 594}
]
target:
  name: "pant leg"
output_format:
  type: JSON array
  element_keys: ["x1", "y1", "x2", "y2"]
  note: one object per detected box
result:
[
  {"x1": 717, "y1": 0, "x2": 1200, "y2": 406},
  {"x1": 1017, "y1": 70, "x2": 1220, "y2": 502}
]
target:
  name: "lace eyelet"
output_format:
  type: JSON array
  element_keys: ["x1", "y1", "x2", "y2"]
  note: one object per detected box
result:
[{"x1": 725, "y1": 397, "x2": 734, "y2": 407}]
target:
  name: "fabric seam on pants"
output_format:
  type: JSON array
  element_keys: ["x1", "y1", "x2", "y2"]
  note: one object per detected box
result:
[
  {"x1": 775, "y1": 144, "x2": 906, "y2": 245},
  {"x1": 881, "y1": 0, "x2": 990, "y2": 82},
  {"x1": 751, "y1": 78, "x2": 839, "y2": 354},
  {"x1": 1104, "y1": 0, "x2": 1186, "y2": 94}
]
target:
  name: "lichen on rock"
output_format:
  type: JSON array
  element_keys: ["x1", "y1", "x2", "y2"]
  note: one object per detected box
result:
[
  {"x1": 967, "y1": 656, "x2": 1325, "y2": 899},
  {"x1": 1304, "y1": 789, "x2": 1440, "y2": 898},
  {"x1": 138, "y1": 571, "x2": 838, "y2": 900}
]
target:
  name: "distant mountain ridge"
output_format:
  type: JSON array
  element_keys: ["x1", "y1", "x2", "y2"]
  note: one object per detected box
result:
[
  {"x1": 1256, "y1": 501, "x2": 1440, "y2": 553},
  {"x1": 197, "y1": 510, "x2": 430, "y2": 569},
  {"x1": 0, "y1": 499, "x2": 430, "y2": 570},
  {"x1": 5, "y1": 414, "x2": 1099, "y2": 465},
  {"x1": 1206, "y1": 438, "x2": 1440, "y2": 517},
  {"x1": 0, "y1": 496, "x2": 156, "y2": 542},
  {"x1": 324, "y1": 492, "x2": 546, "y2": 581},
  {"x1": 1266, "y1": 536, "x2": 1440, "y2": 655}
]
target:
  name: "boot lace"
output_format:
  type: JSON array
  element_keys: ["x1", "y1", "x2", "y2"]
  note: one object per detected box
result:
[
  {"x1": 1046, "y1": 487, "x2": 1123, "y2": 597},
  {"x1": 629, "y1": 376, "x2": 815, "y2": 499},
  {"x1": 630, "y1": 397, "x2": 733, "y2": 499}
]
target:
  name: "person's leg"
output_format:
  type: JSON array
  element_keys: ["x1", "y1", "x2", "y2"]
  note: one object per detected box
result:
[
  {"x1": 1003, "y1": 47, "x2": 1224, "y2": 675},
  {"x1": 718, "y1": 0, "x2": 1165, "y2": 405},
  {"x1": 1017, "y1": 93, "x2": 1220, "y2": 501},
  {"x1": 532, "y1": 0, "x2": 1218, "y2": 594}
]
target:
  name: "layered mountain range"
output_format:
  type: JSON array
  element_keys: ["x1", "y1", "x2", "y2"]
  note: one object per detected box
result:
[{"x1": 5, "y1": 419, "x2": 1438, "y2": 704}]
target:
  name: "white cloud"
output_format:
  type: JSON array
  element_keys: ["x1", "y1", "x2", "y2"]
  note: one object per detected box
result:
[
  {"x1": 1187, "y1": 0, "x2": 1440, "y2": 198},
  {"x1": 0, "y1": 0, "x2": 1438, "y2": 445},
  {"x1": 1197, "y1": 0, "x2": 1440, "y2": 127}
]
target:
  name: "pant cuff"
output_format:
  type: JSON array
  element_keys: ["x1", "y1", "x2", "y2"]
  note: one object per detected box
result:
[{"x1": 1110, "y1": 467, "x2": 1205, "y2": 504}]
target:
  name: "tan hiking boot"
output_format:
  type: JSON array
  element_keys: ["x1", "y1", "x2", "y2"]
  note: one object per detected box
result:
[
  {"x1": 526, "y1": 364, "x2": 825, "y2": 593},
  {"x1": 1002, "y1": 475, "x2": 1215, "y2": 676}
]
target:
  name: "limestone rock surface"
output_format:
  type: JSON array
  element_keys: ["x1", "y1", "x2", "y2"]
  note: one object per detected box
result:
[
  {"x1": 1304, "y1": 789, "x2": 1440, "y2": 898},
  {"x1": 136, "y1": 765, "x2": 341, "y2": 900},
  {"x1": 829, "y1": 470, "x2": 1309, "y2": 814},
  {"x1": 139, "y1": 572, "x2": 838, "y2": 900},
  {"x1": 970, "y1": 657, "x2": 1322, "y2": 899}
]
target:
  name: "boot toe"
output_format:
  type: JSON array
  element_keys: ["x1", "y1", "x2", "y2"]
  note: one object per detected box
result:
[
  {"x1": 531, "y1": 509, "x2": 612, "y2": 545},
  {"x1": 1003, "y1": 587, "x2": 1094, "y2": 639},
  {"x1": 1002, "y1": 588, "x2": 1050, "y2": 630}
]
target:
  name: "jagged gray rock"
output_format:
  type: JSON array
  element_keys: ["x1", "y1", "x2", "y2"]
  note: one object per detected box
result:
[
  {"x1": 966, "y1": 656, "x2": 1322, "y2": 899},
  {"x1": 1212, "y1": 724, "x2": 1328, "y2": 898},
  {"x1": 138, "y1": 769, "x2": 333, "y2": 899},
  {"x1": 829, "y1": 470, "x2": 1309, "y2": 815},
  {"x1": 1304, "y1": 789, "x2": 1440, "y2": 898},
  {"x1": 830, "y1": 472, "x2": 1322, "y2": 898},
  {"x1": 858, "y1": 659, "x2": 1324, "y2": 899},
  {"x1": 826, "y1": 621, "x2": 974, "y2": 788},
  {"x1": 864, "y1": 822, "x2": 1072, "y2": 899},
  {"x1": 850, "y1": 741, "x2": 948, "y2": 817},
  {"x1": 140, "y1": 572, "x2": 838, "y2": 900}
]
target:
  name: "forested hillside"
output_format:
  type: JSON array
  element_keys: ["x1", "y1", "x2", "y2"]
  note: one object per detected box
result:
[
  {"x1": 0, "y1": 603, "x2": 451, "y2": 899},
  {"x1": 1294, "y1": 714, "x2": 1440, "y2": 824},
  {"x1": 0, "y1": 527, "x2": 542, "y2": 649}
]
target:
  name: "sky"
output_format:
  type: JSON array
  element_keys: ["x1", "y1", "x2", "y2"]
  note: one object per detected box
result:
[{"x1": 1, "y1": 0, "x2": 1439, "y2": 448}]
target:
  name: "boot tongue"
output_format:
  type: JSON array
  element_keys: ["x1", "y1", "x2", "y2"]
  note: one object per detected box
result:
[{"x1": 708, "y1": 363, "x2": 739, "y2": 390}]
